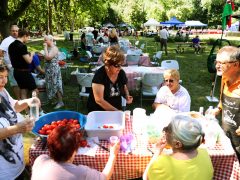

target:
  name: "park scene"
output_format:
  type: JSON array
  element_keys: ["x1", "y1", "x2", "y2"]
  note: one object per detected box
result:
[{"x1": 0, "y1": 0, "x2": 240, "y2": 179}]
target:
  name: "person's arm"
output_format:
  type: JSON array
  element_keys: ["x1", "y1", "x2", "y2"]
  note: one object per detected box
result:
[
  {"x1": 92, "y1": 83, "x2": 119, "y2": 111},
  {"x1": 36, "y1": 65, "x2": 45, "y2": 74},
  {"x1": 43, "y1": 44, "x2": 58, "y2": 61},
  {"x1": 14, "y1": 97, "x2": 40, "y2": 113},
  {"x1": 102, "y1": 141, "x2": 120, "y2": 180},
  {"x1": 123, "y1": 85, "x2": 133, "y2": 104},
  {"x1": 143, "y1": 134, "x2": 167, "y2": 180},
  {"x1": 22, "y1": 52, "x2": 34, "y2": 64},
  {"x1": 0, "y1": 119, "x2": 34, "y2": 140},
  {"x1": 152, "y1": 102, "x2": 170, "y2": 110}
]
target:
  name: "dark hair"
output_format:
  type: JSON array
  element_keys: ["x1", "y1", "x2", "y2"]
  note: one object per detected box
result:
[
  {"x1": 47, "y1": 125, "x2": 82, "y2": 162},
  {"x1": 0, "y1": 61, "x2": 9, "y2": 72},
  {"x1": 18, "y1": 29, "x2": 30, "y2": 37},
  {"x1": 103, "y1": 45, "x2": 124, "y2": 66}
]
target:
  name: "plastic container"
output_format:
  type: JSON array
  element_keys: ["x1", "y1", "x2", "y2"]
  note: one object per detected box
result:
[
  {"x1": 32, "y1": 111, "x2": 86, "y2": 137},
  {"x1": 85, "y1": 111, "x2": 125, "y2": 140}
]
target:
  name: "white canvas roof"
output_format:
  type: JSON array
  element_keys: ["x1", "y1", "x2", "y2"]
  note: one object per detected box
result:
[
  {"x1": 185, "y1": 21, "x2": 207, "y2": 27},
  {"x1": 144, "y1": 19, "x2": 160, "y2": 26}
]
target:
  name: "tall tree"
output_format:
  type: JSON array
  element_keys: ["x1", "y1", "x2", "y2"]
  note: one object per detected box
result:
[{"x1": 0, "y1": 0, "x2": 32, "y2": 38}]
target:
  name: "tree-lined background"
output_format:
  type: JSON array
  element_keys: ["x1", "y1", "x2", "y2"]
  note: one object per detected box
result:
[{"x1": 1, "y1": 0, "x2": 240, "y2": 38}]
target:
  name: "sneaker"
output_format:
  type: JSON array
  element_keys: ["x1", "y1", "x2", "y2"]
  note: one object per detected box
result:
[{"x1": 54, "y1": 102, "x2": 64, "y2": 109}]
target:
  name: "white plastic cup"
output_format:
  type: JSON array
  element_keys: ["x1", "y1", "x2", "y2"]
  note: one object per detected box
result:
[
  {"x1": 109, "y1": 136, "x2": 119, "y2": 146},
  {"x1": 125, "y1": 110, "x2": 131, "y2": 121}
]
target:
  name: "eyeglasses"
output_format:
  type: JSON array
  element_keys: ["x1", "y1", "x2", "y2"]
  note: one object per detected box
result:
[
  {"x1": 112, "y1": 64, "x2": 122, "y2": 68},
  {"x1": 215, "y1": 61, "x2": 237, "y2": 65},
  {"x1": 165, "y1": 79, "x2": 174, "y2": 83}
]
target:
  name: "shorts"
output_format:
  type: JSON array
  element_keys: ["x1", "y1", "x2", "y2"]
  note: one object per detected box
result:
[
  {"x1": 14, "y1": 69, "x2": 37, "y2": 90},
  {"x1": 8, "y1": 67, "x2": 18, "y2": 86}
]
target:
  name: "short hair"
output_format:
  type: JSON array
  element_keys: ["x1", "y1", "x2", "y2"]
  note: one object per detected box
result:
[
  {"x1": 216, "y1": 46, "x2": 240, "y2": 63},
  {"x1": 18, "y1": 29, "x2": 30, "y2": 37},
  {"x1": 103, "y1": 45, "x2": 124, "y2": 65},
  {"x1": 163, "y1": 69, "x2": 180, "y2": 81},
  {"x1": 168, "y1": 114, "x2": 203, "y2": 150},
  {"x1": 44, "y1": 35, "x2": 54, "y2": 42},
  {"x1": 0, "y1": 61, "x2": 9, "y2": 72},
  {"x1": 10, "y1": 25, "x2": 19, "y2": 31},
  {"x1": 47, "y1": 125, "x2": 82, "y2": 162}
]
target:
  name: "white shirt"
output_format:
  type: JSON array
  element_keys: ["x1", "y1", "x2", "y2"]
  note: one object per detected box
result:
[
  {"x1": 159, "y1": 29, "x2": 169, "y2": 40},
  {"x1": 0, "y1": 36, "x2": 16, "y2": 66},
  {"x1": 154, "y1": 85, "x2": 191, "y2": 112}
]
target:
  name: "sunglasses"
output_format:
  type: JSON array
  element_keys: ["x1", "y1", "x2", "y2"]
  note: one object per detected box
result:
[
  {"x1": 112, "y1": 64, "x2": 122, "y2": 68},
  {"x1": 165, "y1": 79, "x2": 174, "y2": 83}
]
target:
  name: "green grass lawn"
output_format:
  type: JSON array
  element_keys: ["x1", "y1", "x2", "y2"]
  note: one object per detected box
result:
[{"x1": 16, "y1": 34, "x2": 239, "y2": 178}]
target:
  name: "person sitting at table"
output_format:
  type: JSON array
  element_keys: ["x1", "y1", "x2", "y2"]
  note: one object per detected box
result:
[
  {"x1": 87, "y1": 45, "x2": 133, "y2": 112},
  {"x1": 152, "y1": 69, "x2": 191, "y2": 112},
  {"x1": 0, "y1": 62, "x2": 39, "y2": 179},
  {"x1": 109, "y1": 28, "x2": 119, "y2": 46},
  {"x1": 143, "y1": 114, "x2": 214, "y2": 180},
  {"x1": 192, "y1": 35, "x2": 201, "y2": 54},
  {"x1": 31, "y1": 125, "x2": 120, "y2": 180}
]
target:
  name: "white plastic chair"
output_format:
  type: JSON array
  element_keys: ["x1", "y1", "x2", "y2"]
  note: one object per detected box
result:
[
  {"x1": 126, "y1": 54, "x2": 140, "y2": 66},
  {"x1": 161, "y1": 60, "x2": 179, "y2": 70},
  {"x1": 76, "y1": 73, "x2": 94, "y2": 109},
  {"x1": 139, "y1": 73, "x2": 164, "y2": 107}
]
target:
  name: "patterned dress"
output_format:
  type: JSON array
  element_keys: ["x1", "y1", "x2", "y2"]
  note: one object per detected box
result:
[{"x1": 44, "y1": 47, "x2": 63, "y2": 100}]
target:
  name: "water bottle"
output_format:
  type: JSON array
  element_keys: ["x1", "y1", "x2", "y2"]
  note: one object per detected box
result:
[
  {"x1": 30, "y1": 91, "x2": 39, "y2": 121},
  {"x1": 199, "y1": 107, "x2": 204, "y2": 116}
]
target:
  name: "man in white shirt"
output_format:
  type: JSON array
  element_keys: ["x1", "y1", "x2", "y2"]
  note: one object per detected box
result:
[
  {"x1": 0, "y1": 25, "x2": 20, "y2": 99},
  {"x1": 159, "y1": 26, "x2": 169, "y2": 56}
]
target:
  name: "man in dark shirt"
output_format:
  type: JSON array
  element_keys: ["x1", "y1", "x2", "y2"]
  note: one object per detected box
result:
[{"x1": 8, "y1": 29, "x2": 37, "y2": 100}]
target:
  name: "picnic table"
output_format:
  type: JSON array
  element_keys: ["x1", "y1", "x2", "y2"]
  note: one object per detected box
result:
[
  {"x1": 175, "y1": 42, "x2": 207, "y2": 53},
  {"x1": 29, "y1": 116, "x2": 240, "y2": 180}
]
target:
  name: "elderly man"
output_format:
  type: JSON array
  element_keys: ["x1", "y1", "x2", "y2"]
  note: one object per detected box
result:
[
  {"x1": 211, "y1": 46, "x2": 240, "y2": 160},
  {"x1": 0, "y1": 25, "x2": 20, "y2": 99}
]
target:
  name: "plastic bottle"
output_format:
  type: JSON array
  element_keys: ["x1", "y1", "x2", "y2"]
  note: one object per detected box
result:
[
  {"x1": 30, "y1": 91, "x2": 39, "y2": 121},
  {"x1": 199, "y1": 107, "x2": 204, "y2": 115}
]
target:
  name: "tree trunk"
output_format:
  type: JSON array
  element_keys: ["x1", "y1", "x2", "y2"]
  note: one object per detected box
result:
[{"x1": 0, "y1": 0, "x2": 32, "y2": 39}]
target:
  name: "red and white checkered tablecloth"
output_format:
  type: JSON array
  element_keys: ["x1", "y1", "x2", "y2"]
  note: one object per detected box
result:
[
  {"x1": 123, "y1": 66, "x2": 165, "y2": 91},
  {"x1": 29, "y1": 117, "x2": 240, "y2": 180}
]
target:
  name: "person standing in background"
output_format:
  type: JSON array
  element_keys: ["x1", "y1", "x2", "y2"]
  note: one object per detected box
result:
[
  {"x1": 0, "y1": 25, "x2": 20, "y2": 100},
  {"x1": 8, "y1": 29, "x2": 37, "y2": 100},
  {"x1": 85, "y1": 30, "x2": 95, "y2": 52},
  {"x1": 159, "y1": 26, "x2": 169, "y2": 56}
]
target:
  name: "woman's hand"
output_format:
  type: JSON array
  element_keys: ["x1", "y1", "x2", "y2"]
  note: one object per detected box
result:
[
  {"x1": 43, "y1": 43, "x2": 47, "y2": 49},
  {"x1": 126, "y1": 95, "x2": 133, "y2": 104},
  {"x1": 27, "y1": 97, "x2": 41, "y2": 108},
  {"x1": 155, "y1": 132, "x2": 168, "y2": 154},
  {"x1": 236, "y1": 126, "x2": 240, "y2": 136},
  {"x1": 110, "y1": 140, "x2": 120, "y2": 157},
  {"x1": 16, "y1": 119, "x2": 34, "y2": 134}
]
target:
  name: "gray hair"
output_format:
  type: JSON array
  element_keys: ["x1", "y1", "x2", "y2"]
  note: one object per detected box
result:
[
  {"x1": 216, "y1": 46, "x2": 240, "y2": 63},
  {"x1": 163, "y1": 69, "x2": 180, "y2": 81},
  {"x1": 170, "y1": 114, "x2": 203, "y2": 147},
  {"x1": 44, "y1": 35, "x2": 54, "y2": 42}
]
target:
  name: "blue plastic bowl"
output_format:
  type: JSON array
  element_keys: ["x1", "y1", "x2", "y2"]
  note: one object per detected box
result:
[{"x1": 32, "y1": 111, "x2": 86, "y2": 137}]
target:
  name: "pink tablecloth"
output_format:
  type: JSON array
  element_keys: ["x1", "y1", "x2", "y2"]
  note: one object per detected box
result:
[
  {"x1": 122, "y1": 66, "x2": 165, "y2": 91},
  {"x1": 97, "y1": 54, "x2": 152, "y2": 67},
  {"x1": 29, "y1": 117, "x2": 240, "y2": 180}
]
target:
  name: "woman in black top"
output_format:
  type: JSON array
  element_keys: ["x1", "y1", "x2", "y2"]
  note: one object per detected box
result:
[{"x1": 87, "y1": 45, "x2": 133, "y2": 112}]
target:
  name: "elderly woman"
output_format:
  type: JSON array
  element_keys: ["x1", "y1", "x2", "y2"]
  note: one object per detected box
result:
[
  {"x1": 43, "y1": 35, "x2": 64, "y2": 109},
  {"x1": 31, "y1": 125, "x2": 120, "y2": 180},
  {"x1": 152, "y1": 69, "x2": 191, "y2": 112},
  {"x1": 0, "y1": 62, "x2": 38, "y2": 179},
  {"x1": 144, "y1": 114, "x2": 214, "y2": 180},
  {"x1": 87, "y1": 45, "x2": 133, "y2": 112}
]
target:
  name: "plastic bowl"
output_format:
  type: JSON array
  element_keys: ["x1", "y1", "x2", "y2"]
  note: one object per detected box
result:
[{"x1": 32, "y1": 111, "x2": 86, "y2": 137}]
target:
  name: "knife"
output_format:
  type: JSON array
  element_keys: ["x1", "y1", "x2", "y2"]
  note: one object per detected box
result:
[{"x1": 93, "y1": 141, "x2": 110, "y2": 152}]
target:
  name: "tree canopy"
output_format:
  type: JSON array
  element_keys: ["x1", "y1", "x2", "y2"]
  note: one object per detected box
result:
[{"x1": 1, "y1": 0, "x2": 240, "y2": 38}]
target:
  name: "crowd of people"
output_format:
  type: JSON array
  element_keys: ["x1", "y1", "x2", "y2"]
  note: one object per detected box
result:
[{"x1": 0, "y1": 23, "x2": 240, "y2": 179}]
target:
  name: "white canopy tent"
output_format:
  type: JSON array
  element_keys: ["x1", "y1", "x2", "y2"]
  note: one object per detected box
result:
[
  {"x1": 185, "y1": 21, "x2": 207, "y2": 27},
  {"x1": 144, "y1": 19, "x2": 161, "y2": 26}
]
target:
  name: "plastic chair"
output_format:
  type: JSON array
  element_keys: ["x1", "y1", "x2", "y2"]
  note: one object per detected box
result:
[
  {"x1": 126, "y1": 54, "x2": 140, "y2": 66},
  {"x1": 152, "y1": 51, "x2": 162, "y2": 66},
  {"x1": 76, "y1": 73, "x2": 94, "y2": 110},
  {"x1": 138, "y1": 73, "x2": 164, "y2": 107},
  {"x1": 161, "y1": 60, "x2": 179, "y2": 70}
]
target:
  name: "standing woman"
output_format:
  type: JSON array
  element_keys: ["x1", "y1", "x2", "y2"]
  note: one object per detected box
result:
[
  {"x1": 43, "y1": 35, "x2": 64, "y2": 109},
  {"x1": 87, "y1": 45, "x2": 133, "y2": 112}
]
